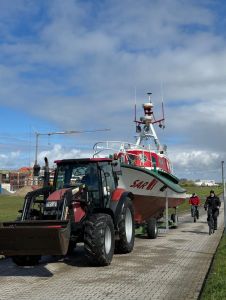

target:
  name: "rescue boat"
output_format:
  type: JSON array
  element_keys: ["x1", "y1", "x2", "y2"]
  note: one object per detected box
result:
[{"x1": 93, "y1": 93, "x2": 186, "y2": 227}]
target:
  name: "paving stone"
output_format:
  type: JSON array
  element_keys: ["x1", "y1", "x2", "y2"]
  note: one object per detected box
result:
[{"x1": 0, "y1": 207, "x2": 224, "y2": 300}]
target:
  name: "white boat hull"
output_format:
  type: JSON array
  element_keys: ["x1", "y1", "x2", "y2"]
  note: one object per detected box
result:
[{"x1": 118, "y1": 165, "x2": 187, "y2": 222}]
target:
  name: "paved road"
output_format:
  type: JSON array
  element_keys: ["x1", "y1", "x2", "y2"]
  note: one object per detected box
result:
[{"x1": 0, "y1": 207, "x2": 224, "y2": 300}]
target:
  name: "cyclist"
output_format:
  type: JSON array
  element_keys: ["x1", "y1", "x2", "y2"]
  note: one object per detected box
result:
[
  {"x1": 189, "y1": 193, "x2": 201, "y2": 219},
  {"x1": 204, "y1": 190, "x2": 221, "y2": 230}
]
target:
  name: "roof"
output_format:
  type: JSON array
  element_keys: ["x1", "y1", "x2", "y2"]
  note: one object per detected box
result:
[
  {"x1": 18, "y1": 167, "x2": 33, "y2": 173},
  {"x1": 54, "y1": 158, "x2": 112, "y2": 164}
]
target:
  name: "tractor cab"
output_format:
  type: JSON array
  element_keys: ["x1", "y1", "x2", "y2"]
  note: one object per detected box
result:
[{"x1": 52, "y1": 158, "x2": 117, "y2": 209}]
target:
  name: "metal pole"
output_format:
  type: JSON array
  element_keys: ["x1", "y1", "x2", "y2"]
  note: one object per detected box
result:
[
  {"x1": 221, "y1": 161, "x2": 226, "y2": 234},
  {"x1": 165, "y1": 190, "x2": 169, "y2": 231},
  {"x1": 35, "y1": 132, "x2": 39, "y2": 165}
]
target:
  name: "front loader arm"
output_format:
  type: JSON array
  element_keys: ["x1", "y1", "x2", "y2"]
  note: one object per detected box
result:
[{"x1": 21, "y1": 186, "x2": 52, "y2": 220}]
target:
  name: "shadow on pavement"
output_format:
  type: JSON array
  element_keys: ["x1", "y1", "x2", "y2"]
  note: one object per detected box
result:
[
  {"x1": 0, "y1": 257, "x2": 53, "y2": 277},
  {"x1": 62, "y1": 246, "x2": 90, "y2": 268},
  {"x1": 181, "y1": 230, "x2": 208, "y2": 235},
  {"x1": 0, "y1": 248, "x2": 90, "y2": 276}
]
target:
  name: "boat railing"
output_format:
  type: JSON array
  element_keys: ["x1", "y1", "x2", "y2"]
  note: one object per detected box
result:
[
  {"x1": 93, "y1": 141, "x2": 139, "y2": 157},
  {"x1": 93, "y1": 140, "x2": 156, "y2": 169}
]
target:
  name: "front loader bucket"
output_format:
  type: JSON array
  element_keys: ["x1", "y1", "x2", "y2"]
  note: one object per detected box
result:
[{"x1": 0, "y1": 220, "x2": 70, "y2": 256}]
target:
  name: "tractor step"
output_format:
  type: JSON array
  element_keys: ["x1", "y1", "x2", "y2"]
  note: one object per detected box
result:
[{"x1": 0, "y1": 220, "x2": 70, "y2": 256}]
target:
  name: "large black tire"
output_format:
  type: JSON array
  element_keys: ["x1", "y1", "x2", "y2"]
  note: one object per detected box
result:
[
  {"x1": 84, "y1": 213, "x2": 115, "y2": 266},
  {"x1": 146, "y1": 218, "x2": 158, "y2": 239},
  {"x1": 67, "y1": 241, "x2": 77, "y2": 255},
  {"x1": 12, "y1": 255, "x2": 41, "y2": 266},
  {"x1": 115, "y1": 198, "x2": 135, "y2": 254}
]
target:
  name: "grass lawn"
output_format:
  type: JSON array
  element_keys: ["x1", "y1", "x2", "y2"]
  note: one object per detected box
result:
[
  {"x1": 0, "y1": 195, "x2": 24, "y2": 221},
  {"x1": 0, "y1": 185, "x2": 222, "y2": 220},
  {"x1": 200, "y1": 234, "x2": 226, "y2": 300}
]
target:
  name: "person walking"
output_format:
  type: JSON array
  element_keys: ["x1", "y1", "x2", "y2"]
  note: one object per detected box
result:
[
  {"x1": 204, "y1": 190, "x2": 221, "y2": 230},
  {"x1": 189, "y1": 193, "x2": 201, "y2": 219}
]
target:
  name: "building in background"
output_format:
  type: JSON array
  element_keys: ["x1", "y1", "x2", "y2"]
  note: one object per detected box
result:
[
  {"x1": 0, "y1": 166, "x2": 55, "y2": 193},
  {"x1": 0, "y1": 167, "x2": 33, "y2": 192},
  {"x1": 194, "y1": 180, "x2": 218, "y2": 187}
]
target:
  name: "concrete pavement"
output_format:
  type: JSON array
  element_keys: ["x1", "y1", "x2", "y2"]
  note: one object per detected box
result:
[{"x1": 0, "y1": 207, "x2": 224, "y2": 300}]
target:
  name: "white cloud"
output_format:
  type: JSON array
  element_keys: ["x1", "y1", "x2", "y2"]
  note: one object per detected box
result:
[
  {"x1": 168, "y1": 148, "x2": 223, "y2": 180},
  {"x1": 0, "y1": 0, "x2": 226, "y2": 180},
  {"x1": 170, "y1": 150, "x2": 220, "y2": 167},
  {"x1": 0, "y1": 151, "x2": 21, "y2": 169},
  {"x1": 37, "y1": 144, "x2": 93, "y2": 167}
]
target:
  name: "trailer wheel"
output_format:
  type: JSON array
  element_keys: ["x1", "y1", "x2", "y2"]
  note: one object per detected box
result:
[
  {"x1": 12, "y1": 255, "x2": 41, "y2": 266},
  {"x1": 115, "y1": 198, "x2": 135, "y2": 253},
  {"x1": 84, "y1": 213, "x2": 115, "y2": 266},
  {"x1": 146, "y1": 218, "x2": 158, "y2": 239}
]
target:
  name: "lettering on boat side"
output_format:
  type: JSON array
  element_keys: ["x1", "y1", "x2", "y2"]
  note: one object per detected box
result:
[{"x1": 130, "y1": 179, "x2": 158, "y2": 190}]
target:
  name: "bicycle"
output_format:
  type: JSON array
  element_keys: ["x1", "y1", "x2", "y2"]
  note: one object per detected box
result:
[
  {"x1": 193, "y1": 205, "x2": 199, "y2": 223},
  {"x1": 207, "y1": 209, "x2": 215, "y2": 235}
]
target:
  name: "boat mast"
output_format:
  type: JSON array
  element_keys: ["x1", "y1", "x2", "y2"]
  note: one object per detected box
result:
[{"x1": 135, "y1": 93, "x2": 163, "y2": 151}]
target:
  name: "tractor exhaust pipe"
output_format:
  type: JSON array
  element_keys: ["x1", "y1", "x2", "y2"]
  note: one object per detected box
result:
[{"x1": 43, "y1": 157, "x2": 50, "y2": 187}]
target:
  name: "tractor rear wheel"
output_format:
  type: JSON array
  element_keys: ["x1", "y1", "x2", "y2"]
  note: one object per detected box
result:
[
  {"x1": 84, "y1": 213, "x2": 115, "y2": 266},
  {"x1": 146, "y1": 218, "x2": 158, "y2": 239},
  {"x1": 12, "y1": 255, "x2": 41, "y2": 266},
  {"x1": 115, "y1": 198, "x2": 135, "y2": 253}
]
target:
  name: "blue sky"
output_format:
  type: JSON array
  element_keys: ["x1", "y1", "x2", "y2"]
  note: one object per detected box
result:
[{"x1": 0, "y1": 0, "x2": 226, "y2": 180}]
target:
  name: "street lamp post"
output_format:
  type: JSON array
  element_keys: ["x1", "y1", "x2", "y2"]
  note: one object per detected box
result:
[{"x1": 221, "y1": 161, "x2": 226, "y2": 234}]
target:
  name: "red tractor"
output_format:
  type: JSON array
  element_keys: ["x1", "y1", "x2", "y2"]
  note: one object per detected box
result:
[{"x1": 0, "y1": 158, "x2": 135, "y2": 266}]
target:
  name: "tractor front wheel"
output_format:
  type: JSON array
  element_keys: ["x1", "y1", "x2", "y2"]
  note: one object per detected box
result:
[
  {"x1": 84, "y1": 213, "x2": 115, "y2": 266},
  {"x1": 12, "y1": 255, "x2": 41, "y2": 266}
]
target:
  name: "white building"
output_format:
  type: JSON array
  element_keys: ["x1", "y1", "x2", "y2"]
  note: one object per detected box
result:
[{"x1": 195, "y1": 180, "x2": 218, "y2": 187}]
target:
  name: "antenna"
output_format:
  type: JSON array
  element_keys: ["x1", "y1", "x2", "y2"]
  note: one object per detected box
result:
[
  {"x1": 147, "y1": 92, "x2": 152, "y2": 103},
  {"x1": 161, "y1": 82, "x2": 165, "y2": 128},
  {"x1": 34, "y1": 128, "x2": 111, "y2": 166},
  {"x1": 134, "y1": 86, "x2": 137, "y2": 122}
]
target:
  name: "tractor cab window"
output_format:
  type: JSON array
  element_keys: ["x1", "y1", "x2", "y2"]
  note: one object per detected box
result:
[
  {"x1": 55, "y1": 162, "x2": 101, "y2": 207},
  {"x1": 81, "y1": 164, "x2": 99, "y2": 191},
  {"x1": 55, "y1": 163, "x2": 98, "y2": 190}
]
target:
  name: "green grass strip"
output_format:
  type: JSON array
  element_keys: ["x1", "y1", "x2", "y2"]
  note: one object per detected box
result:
[
  {"x1": 0, "y1": 195, "x2": 24, "y2": 221},
  {"x1": 200, "y1": 234, "x2": 226, "y2": 300}
]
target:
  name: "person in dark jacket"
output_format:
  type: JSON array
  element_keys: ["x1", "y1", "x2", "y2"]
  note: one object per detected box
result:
[{"x1": 204, "y1": 190, "x2": 221, "y2": 230}]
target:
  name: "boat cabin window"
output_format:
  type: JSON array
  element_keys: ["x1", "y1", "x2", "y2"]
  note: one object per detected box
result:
[
  {"x1": 139, "y1": 153, "x2": 148, "y2": 164},
  {"x1": 127, "y1": 154, "x2": 136, "y2": 165}
]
